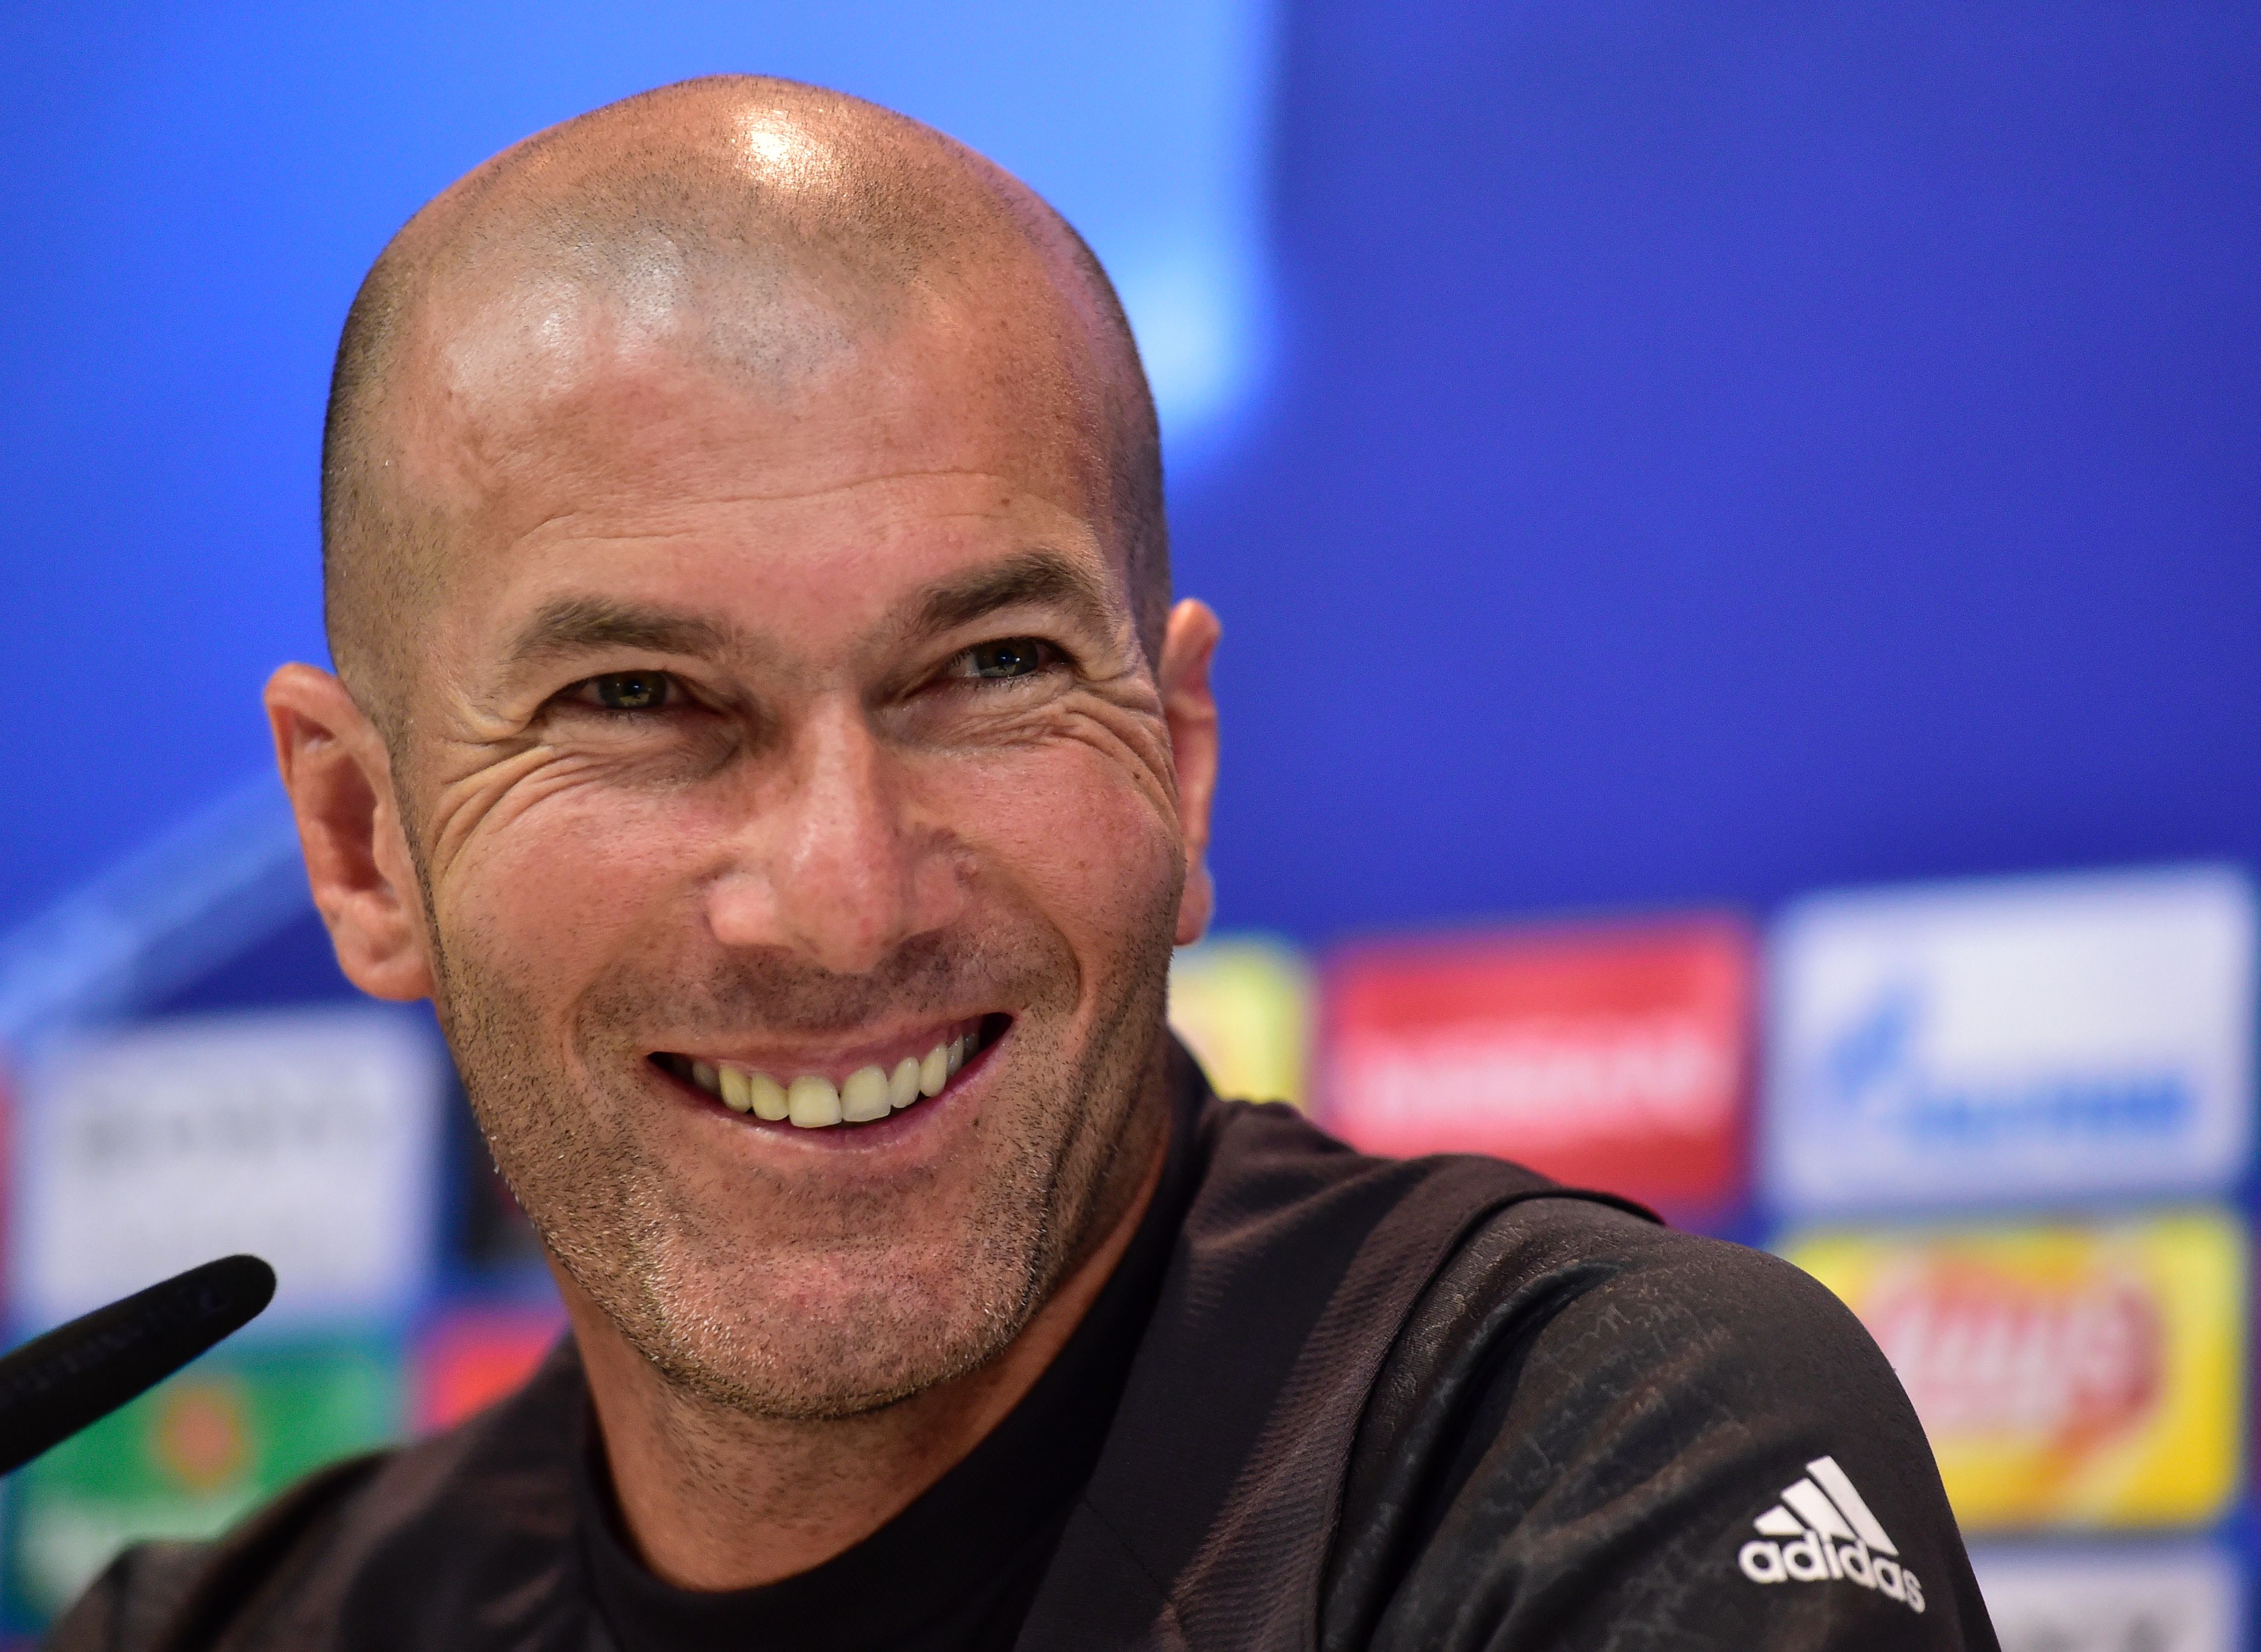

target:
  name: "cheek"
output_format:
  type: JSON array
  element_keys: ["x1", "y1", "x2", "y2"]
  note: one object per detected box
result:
[
  {"x1": 951, "y1": 742, "x2": 1184, "y2": 972},
  {"x1": 439, "y1": 780, "x2": 709, "y2": 998}
]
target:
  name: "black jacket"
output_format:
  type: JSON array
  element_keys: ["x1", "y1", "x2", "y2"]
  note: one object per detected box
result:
[{"x1": 52, "y1": 1060, "x2": 1996, "y2": 1650}]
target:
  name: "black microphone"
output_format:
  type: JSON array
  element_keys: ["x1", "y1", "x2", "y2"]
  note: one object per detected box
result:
[{"x1": 0, "y1": 1255, "x2": 277, "y2": 1476}]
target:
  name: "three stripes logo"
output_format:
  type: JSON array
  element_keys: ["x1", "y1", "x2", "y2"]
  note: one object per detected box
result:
[{"x1": 1736, "y1": 1455, "x2": 1925, "y2": 1614}]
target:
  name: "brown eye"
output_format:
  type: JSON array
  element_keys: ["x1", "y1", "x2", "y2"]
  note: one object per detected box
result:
[
  {"x1": 959, "y1": 639, "x2": 1056, "y2": 681},
  {"x1": 584, "y1": 671, "x2": 674, "y2": 710}
]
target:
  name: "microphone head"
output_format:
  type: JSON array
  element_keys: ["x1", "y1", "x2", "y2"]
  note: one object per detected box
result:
[{"x1": 0, "y1": 1254, "x2": 277, "y2": 1477}]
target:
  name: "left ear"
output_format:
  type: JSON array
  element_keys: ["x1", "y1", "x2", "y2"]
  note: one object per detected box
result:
[{"x1": 1157, "y1": 598, "x2": 1222, "y2": 946}]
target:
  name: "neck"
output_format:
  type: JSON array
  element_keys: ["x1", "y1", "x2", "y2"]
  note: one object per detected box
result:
[{"x1": 560, "y1": 1059, "x2": 1174, "y2": 1592}]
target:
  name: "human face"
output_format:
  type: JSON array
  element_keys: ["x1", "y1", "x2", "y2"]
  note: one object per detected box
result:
[{"x1": 296, "y1": 294, "x2": 1216, "y2": 1419}]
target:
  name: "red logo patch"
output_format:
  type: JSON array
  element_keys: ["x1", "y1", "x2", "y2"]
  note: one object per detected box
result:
[{"x1": 1321, "y1": 917, "x2": 1751, "y2": 1218}]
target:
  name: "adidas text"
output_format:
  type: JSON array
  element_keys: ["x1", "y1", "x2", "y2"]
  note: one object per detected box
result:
[{"x1": 1736, "y1": 1455, "x2": 1925, "y2": 1614}]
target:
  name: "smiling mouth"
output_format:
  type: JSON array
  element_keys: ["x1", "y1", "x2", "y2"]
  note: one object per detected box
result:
[{"x1": 653, "y1": 1015, "x2": 1004, "y2": 1130}]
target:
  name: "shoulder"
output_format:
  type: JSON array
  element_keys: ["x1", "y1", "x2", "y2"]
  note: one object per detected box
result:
[
  {"x1": 1416, "y1": 1193, "x2": 1870, "y2": 1369},
  {"x1": 1361, "y1": 1193, "x2": 1923, "y2": 1518},
  {"x1": 45, "y1": 1451, "x2": 388, "y2": 1652},
  {"x1": 45, "y1": 1342, "x2": 591, "y2": 1652},
  {"x1": 1189, "y1": 1093, "x2": 1612, "y2": 1240},
  {"x1": 1327, "y1": 1201, "x2": 1996, "y2": 1650},
  {"x1": 1445, "y1": 1197, "x2": 1910, "y2": 1429},
  {"x1": 1185, "y1": 1095, "x2": 1671, "y2": 1369}
]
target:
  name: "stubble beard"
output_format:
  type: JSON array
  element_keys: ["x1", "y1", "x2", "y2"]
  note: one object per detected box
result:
[{"x1": 424, "y1": 883, "x2": 1177, "y2": 1424}]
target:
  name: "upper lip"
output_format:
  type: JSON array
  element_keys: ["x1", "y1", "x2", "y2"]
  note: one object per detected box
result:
[{"x1": 659, "y1": 1014, "x2": 995, "y2": 1082}]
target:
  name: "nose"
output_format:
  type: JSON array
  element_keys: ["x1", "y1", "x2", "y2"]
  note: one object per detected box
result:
[{"x1": 702, "y1": 699, "x2": 961, "y2": 975}]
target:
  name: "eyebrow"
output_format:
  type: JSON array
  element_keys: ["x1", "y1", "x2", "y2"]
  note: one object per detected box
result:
[
  {"x1": 908, "y1": 548, "x2": 1121, "y2": 640},
  {"x1": 503, "y1": 597, "x2": 735, "y2": 667}
]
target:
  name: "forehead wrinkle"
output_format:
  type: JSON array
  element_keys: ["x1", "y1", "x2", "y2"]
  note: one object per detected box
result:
[
  {"x1": 483, "y1": 459, "x2": 1122, "y2": 598},
  {"x1": 539, "y1": 466, "x2": 1082, "y2": 518}
]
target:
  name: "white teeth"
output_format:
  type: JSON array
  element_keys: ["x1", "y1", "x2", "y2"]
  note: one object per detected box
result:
[
  {"x1": 748, "y1": 1071, "x2": 789, "y2": 1121},
  {"x1": 889, "y1": 1057, "x2": 922, "y2": 1109},
  {"x1": 691, "y1": 1023, "x2": 992, "y2": 1127},
  {"x1": 787, "y1": 1074, "x2": 843, "y2": 1129},
  {"x1": 841, "y1": 1065, "x2": 891, "y2": 1123}
]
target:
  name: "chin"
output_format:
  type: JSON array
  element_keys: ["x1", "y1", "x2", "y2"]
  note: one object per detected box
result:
[{"x1": 605, "y1": 1227, "x2": 1046, "y2": 1421}]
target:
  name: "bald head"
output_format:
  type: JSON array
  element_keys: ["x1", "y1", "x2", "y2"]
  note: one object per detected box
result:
[{"x1": 321, "y1": 75, "x2": 1168, "y2": 736}]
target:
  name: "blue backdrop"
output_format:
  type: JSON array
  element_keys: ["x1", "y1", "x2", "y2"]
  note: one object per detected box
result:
[
  {"x1": 1183, "y1": 0, "x2": 2261, "y2": 941},
  {"x1": 3, "y1": 0, "x2": 2258, "y2": 950}
]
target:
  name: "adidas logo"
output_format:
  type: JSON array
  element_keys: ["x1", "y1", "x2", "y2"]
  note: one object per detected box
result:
[{"x1": 1736, "y1": 1455, "x2": 1925, "y2": 1614}]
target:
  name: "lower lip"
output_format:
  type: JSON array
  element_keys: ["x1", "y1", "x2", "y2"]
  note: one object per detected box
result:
[{"x1": 654, "y1": 1025, "x2": 1004, "y2": 1148}]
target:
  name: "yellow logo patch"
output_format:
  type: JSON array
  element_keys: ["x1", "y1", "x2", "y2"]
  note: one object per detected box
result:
[{"x1": 1780, "y1": 1210, "x2": 2245, "y2": 1531}]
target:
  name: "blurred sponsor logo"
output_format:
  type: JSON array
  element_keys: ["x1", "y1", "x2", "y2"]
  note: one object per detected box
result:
[
  {"x1": 1781, "y1": 1212, "x2": 2244, "y2": 1530},
  {"x1": 5, "y1": 1336, "x2": 400, "y2": 1619},
  {"x1": 10, "y1": 1008, "x2": 447, "y2": 1327},
  {"x1": 1766, "y1": 865, "x2": 2254, "y2": 1213},
  {"x1": 1867, "y1": 1262, "x2": 2158, "y2": 1447},
  {"x1": 1321, "y1": 917, "x2": 1749, "y2": 1216},
  {"x1": 1168, "y1": 935, "x2": 1312, "y2": 1108},
  {"x1": 412, "y1": 1303, "x2": 566, "y2": 1434},
  {"x1": 151, "y1": 1380, "x2": 252, "y2": 1494},
  {"x1": 1971, "y1": 1543, "x2": 2240, "y2": 1652}
]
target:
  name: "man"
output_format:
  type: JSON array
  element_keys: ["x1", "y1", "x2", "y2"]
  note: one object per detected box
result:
[{"x1": 54, "y1": 76, "x2": 1995, "y2": 1651}]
